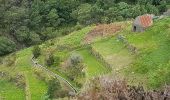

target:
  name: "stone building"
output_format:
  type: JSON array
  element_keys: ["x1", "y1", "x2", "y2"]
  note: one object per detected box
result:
[{"x1": 133, "y1": 14, "x2": 153, "y2": 32}]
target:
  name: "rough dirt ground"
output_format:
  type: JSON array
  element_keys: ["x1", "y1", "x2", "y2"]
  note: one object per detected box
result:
[{"x1": 84, "y1": 24, "x2": 123, "y2": 44}]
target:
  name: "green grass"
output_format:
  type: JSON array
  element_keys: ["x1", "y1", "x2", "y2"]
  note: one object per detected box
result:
[
  {"x1": 77, "y1": 48, "x2": 109, "y2": 77},
  {"x1": 92, "y1": 38, "x2": 133, "y2": 71},
  {"x1": 54, "y1": 26, "x2": 94, "y2": 47},
  {"x1": 0, "y1": 80, "x2": 25, "y2": 100},
  {"x1": 124, "y1": 18, "x2": 170, "y2": 89},
  {"x1": 0, "y1": 47, "x2": 48, "y2": 100},
  {"x1": 16, "y1": 48, "x2": 48, "y2": 100},
  {"x1": 27, "y1": 72, "x2": 47, "y2": 100}
]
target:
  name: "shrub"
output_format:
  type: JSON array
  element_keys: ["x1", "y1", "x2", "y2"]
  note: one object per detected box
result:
[
  {"x1": 69, "y1": 53, "x2": 83, "y2": 66},
  {"x1": 66, "y1": 53, "x2": 85, "y2": 83},
  {"x1": 0, "y1": 36, "x2": 16, "y2": 56},
  {"x1": 34, "y1": 68, "x2": 52, "y2": 83},
  {"x1": 45, "y1": 53, "x2": 54, "y2": 67},
  {"x1": 32, "y1": 45, "x2": 41, "y2": 58},
  {"x1": 5, "y1": 53, "x2": 16, "y2": 67},
  {"x1": 47, "y1": 78, "x2": 62, "y2": 99}
]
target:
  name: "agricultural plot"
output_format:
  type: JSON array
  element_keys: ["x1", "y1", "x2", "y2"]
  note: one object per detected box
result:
[
  {"x1": 91, "y1": 38, "x2": 134, "y2": 72},
  {"x1": 77, "y1": 48, "x2": 109, "y2": 77}
]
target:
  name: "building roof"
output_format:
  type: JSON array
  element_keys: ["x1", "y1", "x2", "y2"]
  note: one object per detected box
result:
[{"x1": 134, "y1": 14, "x2": 153, "y2": 28}]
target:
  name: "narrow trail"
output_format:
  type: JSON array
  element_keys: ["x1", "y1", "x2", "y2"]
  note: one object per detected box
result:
[
  {"x1": 24, "y1": 73, "x2": 31, "y2": 100},
  {"x1": 31, "y1": 57, "x2": 78, "y2": 94}
]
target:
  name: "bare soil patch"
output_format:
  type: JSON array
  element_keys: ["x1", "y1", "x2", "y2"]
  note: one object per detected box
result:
[{"x1": 84, "y1": 24, "x2": 122, "y2": 44}]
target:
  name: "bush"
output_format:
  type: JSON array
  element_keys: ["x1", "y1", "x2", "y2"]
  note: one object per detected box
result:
[
  {"x1": 69, "y1": 53, "x2": 83, "y2": 66},
  {"x1": 4, "y1": 53, "x2": 16, "y2": 67},
  {"x1": 45, "y1": 53, "x2": 54, "y2": 67},
  {"x1": 32, "y1": 45, "x2": 41, "y2": 58},
  {"x1": 47, "y1": 78, "x2": 62, "y2": 99},
  {"x1": 34, "y1": 68, "x2": 52, "y2": 83},
  {"x1": 66, "y1": 53, "x2": 85, "y2": 83},
  {"x1": 0, "y1": 36, "x2": 16, "y2": 56}
]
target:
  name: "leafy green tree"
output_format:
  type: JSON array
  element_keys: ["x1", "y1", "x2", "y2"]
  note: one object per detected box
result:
[
  {"x1": 72, "y1": 3, "x2": 103, "y2": 25},
  {"x1": 47, "y1": 9, "x2": 60, "y2": 27},
  {"x1": 0, "y1": 36, "x2": 16, "y2": 56},
  {"x1": 47, "y1": 78, "x2": 61, "y2": 99},
  {"x1": 71, "y1": 3, "x2": 93, "y2": 25},
  {"x1": 16, "y1": 26, "x2": 41, "y2": 46},
  {"x1": 32, "y1": 45, "x2": 41, "y2": 58},
  {"x1": 157, "y1": 0, "x2": 167, "y2": 13}
]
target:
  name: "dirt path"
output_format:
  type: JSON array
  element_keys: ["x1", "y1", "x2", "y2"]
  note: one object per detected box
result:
[{"x1": 24, "y1": 73, "x2": 31, "y2": 100}]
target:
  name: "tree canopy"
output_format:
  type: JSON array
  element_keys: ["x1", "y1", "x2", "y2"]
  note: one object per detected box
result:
[{"x1": 0, "y1": 0, "x2": 168, "y2": 55}]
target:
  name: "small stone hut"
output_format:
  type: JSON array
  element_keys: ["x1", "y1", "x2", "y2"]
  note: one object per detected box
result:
[{"x1": 133, "y1": 14, "x2": 154, "y2": 32}]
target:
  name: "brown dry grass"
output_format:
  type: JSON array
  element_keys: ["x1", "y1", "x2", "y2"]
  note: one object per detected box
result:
[{"x1": 84, "y1": 24, "x2": 122, "y2": 44}]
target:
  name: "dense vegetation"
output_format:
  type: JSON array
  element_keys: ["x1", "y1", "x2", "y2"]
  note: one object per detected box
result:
[{"x1": 0, "y1": 0, "x2": 168, "y2": 55}]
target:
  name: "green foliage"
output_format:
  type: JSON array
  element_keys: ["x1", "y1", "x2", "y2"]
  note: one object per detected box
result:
[
  {"x1": 157, "y1": 1, "x2": 167, "y2": 13},
  {"x1": 67, "y1": 53, "x2": 84, "y2": 81},
  {"x1": 0, "y1": 36, "x2": 16, "y2": 56},
  {"x1": 69, "y1": 53, "x2": 83, "y2": 66},
  {"x1": 47, "y1": 78, "x2": 62, "y2": 99},
  {"x1": 32, "y1": 45, "x2": 41, "y2": 58},
  {"x1": 45, "y1": 53, "x2": 55, "y2": 67},
  {"x1": 0, "y1": 0, "x2": 166, "y2": 51},
  {"x1": 16, "y1": 26, "x2": 41, "y2": 45}
]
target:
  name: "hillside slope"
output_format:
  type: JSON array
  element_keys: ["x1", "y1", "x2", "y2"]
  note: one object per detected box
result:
[{"x1": 1, "y1": 17, "x2": 170, "y2": 99}]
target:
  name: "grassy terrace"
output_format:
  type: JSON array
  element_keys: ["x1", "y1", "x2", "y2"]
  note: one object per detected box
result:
[
  {"x1": 77, "y1": 48, "x2": 109, "y2": 77},
  {"x1": 92, "y1": 38, "x2": 133, "y2": 71},
  {"x1": 0, "y1": 80, "x2": 25, "y2": 100},
  {"x1": 16, "y1": 48, "x2": 48, "y2": 100},
  {"x1": 0, "y1": 48, "x2": 48, "y2": 100}
]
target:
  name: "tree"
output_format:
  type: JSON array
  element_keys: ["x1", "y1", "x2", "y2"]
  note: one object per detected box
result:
[
  {"x1": 46, "y1": 53, "x2": 54, "y2": 67},
  {"x1": 66, "y1": 53, "x2": 84, "y2": 81},
  {"x1": 0, "y1": 36, "x2": 16, "y2": 56},
  {"x1": 47, "y1": 78, "x2": 61, "y2": 99},
  {"x1": 157, "y1": 0, "x2": 167, "y2": 13},
  {"x1": 16, "y1": 26, "x2": 41, "y2": 46},
  {"x1": 32, "y1": 45, "x2": 41, "y2": 58},
  {"x1": 47, "y1": 9, "x2": 60, "y2": 27},
  {"x1": 71, "y1": 3, "x2": 93, "y2": 25}
]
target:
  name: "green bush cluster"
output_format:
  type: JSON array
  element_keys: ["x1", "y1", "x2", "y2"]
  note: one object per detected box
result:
[{"x1": 0, "y1": 36, "x2": 16, "y2": 56}]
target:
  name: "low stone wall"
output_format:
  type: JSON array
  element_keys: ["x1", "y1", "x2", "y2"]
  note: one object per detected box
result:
[
  {"x1": 117, "y1": 34, "x2": 138, "y2": 54},
  {"x1": 89, "y1": 46, "x2": 112, "y2": 70}
]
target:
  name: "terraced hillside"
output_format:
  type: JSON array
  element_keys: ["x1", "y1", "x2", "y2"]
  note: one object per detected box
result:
[{"x1": 1, "y1": 17, "x2": 170, "y2": 99}]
